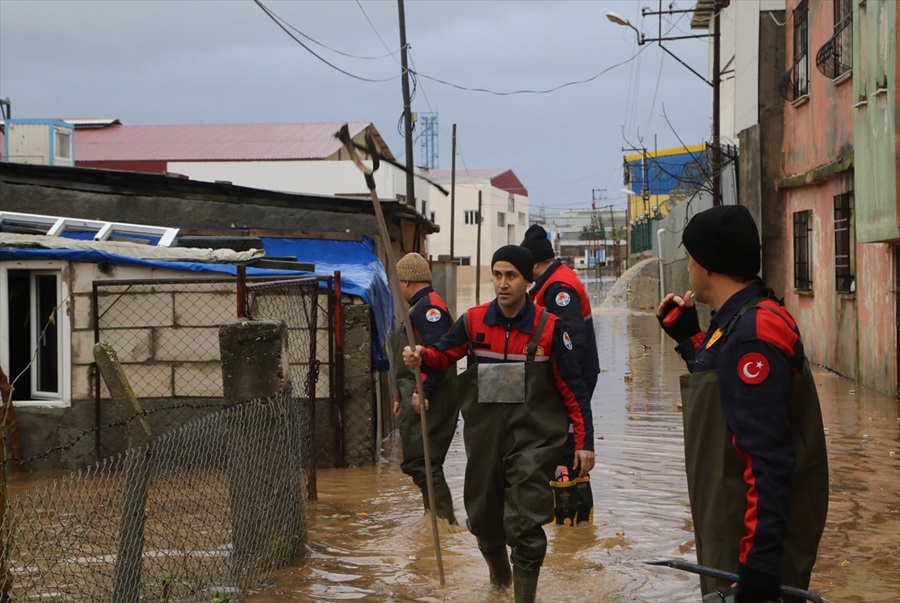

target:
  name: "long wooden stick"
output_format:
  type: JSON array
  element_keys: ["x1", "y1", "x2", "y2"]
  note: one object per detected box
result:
[{"x1": 336, "y1": 125, "x2": 445, "y2": 585}]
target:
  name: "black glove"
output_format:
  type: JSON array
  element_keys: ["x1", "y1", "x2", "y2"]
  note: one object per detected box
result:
[
  {"x1": 657, "y1": 301, "x2": 701, "y2": 343},
  {"x1": 736, "y1": 563, "x2": 782, "y2": 603}
]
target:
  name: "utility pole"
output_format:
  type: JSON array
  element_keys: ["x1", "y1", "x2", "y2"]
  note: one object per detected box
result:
[
  {"x1": 711, "y1": 1, "x2": 722, "y2": 206},
  {"x1": 608, "y1": 204, "x2": 620, "y2": 278},
  {"x1": 398, "y1": 0, "x2": 416, "y2": 212},
  {"x1": 476, "y1": 191, "x2": 483, "y2": 305},
  {"x1": 450, "y1": 124, "x2": 457, "y2": 258}
]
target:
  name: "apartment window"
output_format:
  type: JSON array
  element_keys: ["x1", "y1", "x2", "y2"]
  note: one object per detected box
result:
[
  {"x1": 834, "y1": 192, "x2": 855, "y2": 293},
  {"x1": 793, "y1": 0, "x2": 809, "y2": 98},
  {"x1": 497, "y1": 212, "x2": 506, "y2": 228},
  {"x1": 0, "y1": 264, "x2": 70, "y2": 406},
  {"x1": 508, "y1": 194, "x2": 515, "y2": 212},
  {"x1": 464, "y1": 210, "x2": 479, "y2": 225},
  {"x1": 793, "y1": 210, "x2": 812, "y2": 291},
  {"x1": 518, "y1": 212, "x2": 525, "y2": 226}
]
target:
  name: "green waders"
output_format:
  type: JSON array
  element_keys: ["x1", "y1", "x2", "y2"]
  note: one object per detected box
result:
[
  {"x1": 390, "y1": 327, "x2": 460, "y2": 524},
  {"x1": 680, "y1": 360, "x2": 829, "y2": 600},
  {"x1": 459, "y1": 311, "x2": 569, "y2": 601}
]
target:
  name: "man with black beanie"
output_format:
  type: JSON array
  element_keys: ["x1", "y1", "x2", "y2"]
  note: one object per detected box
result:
[
  {"x1": 403, "y1": 244, "x2": 594, "y2": 603},
  {"x1": 521, "y1": 224, "x2": 599, "y2": 526},
  {"x1": 657, "y1": 204, "x2": 829, "y2": 603}
]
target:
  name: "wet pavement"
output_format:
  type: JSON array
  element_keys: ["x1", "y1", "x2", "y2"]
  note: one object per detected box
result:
[{"x1": 248, "y1": 291, "x2": 900, "y2": 602}]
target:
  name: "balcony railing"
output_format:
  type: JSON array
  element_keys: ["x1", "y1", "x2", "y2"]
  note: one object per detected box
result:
[
  {"x1": 779, "y1": 56, "x2": 810, "y2": 102},
  {"x1": 816, "y1": 14, "x2": 853, "y2": 79}
]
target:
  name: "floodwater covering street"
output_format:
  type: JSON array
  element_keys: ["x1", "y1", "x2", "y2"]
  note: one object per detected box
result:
[{"x1": 249, "y1": 280, "x2": 899, "y2": 603}]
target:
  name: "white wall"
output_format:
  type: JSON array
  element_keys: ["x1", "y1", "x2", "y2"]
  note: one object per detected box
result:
[
  {"x1": 428, "y1": 181, "x2": 529, "y2": 266},
  {"x1": 168, "y1": 160, "x2": 431, "y2": 213},
  {"x1": 713, "y1": 0, "x2": 784, "y2": 140}
]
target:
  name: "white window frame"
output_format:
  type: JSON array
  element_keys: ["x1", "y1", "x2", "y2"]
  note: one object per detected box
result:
[
  {"x1": 54, "y1": 127, "x2": 72, "y2": 160},
  {"x1": 0, "y1": 261, "x2": 72, "y2": 407}
]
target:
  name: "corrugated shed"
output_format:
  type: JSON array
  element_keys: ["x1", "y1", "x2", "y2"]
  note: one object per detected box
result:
[{"x1": 73, "y1": 122, "x2": 380, "y2": 162}]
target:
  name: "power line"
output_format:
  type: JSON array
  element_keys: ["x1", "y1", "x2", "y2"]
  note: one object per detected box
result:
[{"x1": 253, "y1": 0, "x2": 400, "y2": 83}]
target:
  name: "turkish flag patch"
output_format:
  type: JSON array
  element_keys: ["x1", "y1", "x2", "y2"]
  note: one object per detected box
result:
[{"x1": 738, "y1": 352, "x2": 770, "y2": 385}]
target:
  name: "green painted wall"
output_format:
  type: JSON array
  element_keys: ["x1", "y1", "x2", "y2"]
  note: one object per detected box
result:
[{"x1": 854, "y1": 0, "x2": 899, "y2": 243}]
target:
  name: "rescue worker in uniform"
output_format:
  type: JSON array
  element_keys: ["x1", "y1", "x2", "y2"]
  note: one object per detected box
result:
[
  {"x1": 389, "y1": 253, "x2": 459, "y2": 525},
  {"x1": 657, "y1": 205, "x2": 828, "y2": 603},
  {"x1": 521, "y1": 224, "x2": 600, "y2": 525},
  {"x1": 403, "y1": 245, "x2": 595, "y2": 603}
]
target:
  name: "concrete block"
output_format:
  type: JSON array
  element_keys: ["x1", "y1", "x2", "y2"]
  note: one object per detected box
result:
[
  {"x1": 97, "y1": 292, "x2": 174, "y2": 328},
  {"x1": 71, "y1": 329, "x2": 98, "y2": 365},
  {"x1": 219, "y1": 319, "x2": 287, "y2": 402},
  {"x1": 71, "y1": 293, "x2": 93, "y2": 330},
  {"x1": 95, "y1": 329, "x2": 153, "y2": 363},
  {"x1": 174, "y1": 363, "x2": 223, "y2": 397},
  {"x1": 156, "y1": 327, "x2": 220, "y2": 362},
  {"x1": 175, "y1": 291, "x2": 235, "y2": 326},
  {"x1": 71, "y1": 363, "x2": 97, "y2": 400},
  {"x1": 117, "y1": 364, "x2": 173, "y2": 398}
]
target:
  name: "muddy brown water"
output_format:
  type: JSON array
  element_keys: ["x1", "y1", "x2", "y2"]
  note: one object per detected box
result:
[
  {"x1": 6, "y1": 278, "x2": 896, "y2": 601},
  {"x1": 249, "y1": 287, "x2": 900, "y2": 603}
]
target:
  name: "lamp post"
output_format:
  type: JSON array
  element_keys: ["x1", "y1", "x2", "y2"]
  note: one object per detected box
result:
[{"x1": 606, "y1": 3, "x2": 722, "y2": 206}]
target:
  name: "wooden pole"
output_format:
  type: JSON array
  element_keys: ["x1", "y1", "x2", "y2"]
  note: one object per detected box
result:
[{"x1": 336, "y1": 125, "x2": 445, "y2": 585}]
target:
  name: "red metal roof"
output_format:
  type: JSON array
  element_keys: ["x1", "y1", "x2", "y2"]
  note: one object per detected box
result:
[
  {"x1": 73, "y1": 122, "x2": 376, "y2": 162},
  {"x1": 428, "y1": 167, "x2": 527, "y2": 196}
]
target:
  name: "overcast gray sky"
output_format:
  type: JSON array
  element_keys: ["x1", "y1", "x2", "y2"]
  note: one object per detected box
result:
[{"x1": 0, "y1": 0, "x2": 711, "y2": 214}]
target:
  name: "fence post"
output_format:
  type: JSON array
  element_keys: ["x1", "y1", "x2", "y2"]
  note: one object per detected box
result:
[
  {"x1": 219, "y1": 319, "x2": 299, "y2": 573},
  {"x1": 92, "y1": 342, "x2": 152, "y2": 603}
]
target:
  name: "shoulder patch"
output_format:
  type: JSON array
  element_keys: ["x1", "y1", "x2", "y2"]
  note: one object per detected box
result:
[
  {"x1": 555, "y1": 291, "x2": 571, "y2": 307},
  {"x1": 563, "y1": 331, "x2": 573, "y2": 350},
  {"x1": 738, "y1": 352, "x2": 770, "y2": 385},
  {"x1": 425, "y1": 308, "x2": 442, "y2": 322},
  {"x1": 755, "y1": 305, "x2": 799, "y2": 358}
]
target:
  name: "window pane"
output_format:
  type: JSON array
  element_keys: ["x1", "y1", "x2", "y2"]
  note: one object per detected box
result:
[{"x1": 34, "y1": 274, "x2": 59, "y2": 393}]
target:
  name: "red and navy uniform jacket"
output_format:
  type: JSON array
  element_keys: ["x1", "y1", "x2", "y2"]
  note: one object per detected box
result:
[
  {"x1": 420, "y1": 295, "x2": 594, "y2": 452},
  {"x1": 407, "y1": 286, "x2": 454, "y2": 401},
  {"x1": 675, "y1": 280, "x2": 806, "y2": 578},
  {"x1": 530, "y1": 260, "x2": 601, "y2": 383}
]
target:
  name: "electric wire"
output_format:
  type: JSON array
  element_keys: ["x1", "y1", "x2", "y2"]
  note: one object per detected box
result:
[{"x1": 253, "y1": 0, "x2": 400, "y2": 83}]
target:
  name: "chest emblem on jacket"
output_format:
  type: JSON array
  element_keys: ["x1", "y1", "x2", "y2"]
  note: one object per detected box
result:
[
  {"x1": 523, "y1": 344, "x2": 545, "y2": 356},
  {"x1": 425, "y1": 308, "x2": 442, "y2": 322},
  {"x1": 555, "y1": 291, "x2": 571, "y2": 307}
]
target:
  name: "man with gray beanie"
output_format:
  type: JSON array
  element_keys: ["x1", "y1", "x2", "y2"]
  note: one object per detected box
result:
[
  {"x1": 657, "y1": 205, "x2": 828, "y2": 603},
  {"x1": 389, "y1": 252, "x2": 459, "y2": 525},
  {"x1": 403, "y1": 244, "x2": 594, "y2": 603},
  {"x1": 521, "y1": 223, "x2": 599, "y2": 526}
]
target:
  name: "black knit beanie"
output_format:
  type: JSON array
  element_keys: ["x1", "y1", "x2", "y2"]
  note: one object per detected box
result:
[
  {"x1": 520, "y1": 224, "x2": 554, "y2": 262},
  {"x1": 491, "y1": 245, "x2": 535, "y2": 282},
  {"x1": 682, "y1": 204, "x2": 761, "y2": 276}
]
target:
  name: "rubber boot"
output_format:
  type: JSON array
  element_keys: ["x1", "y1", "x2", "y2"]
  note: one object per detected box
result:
[
  {"x1": 476, "y1": 538, "x2": 511, "y2": 589},
  {"x1": 513, "y1": 566, "x2": 540, "y2": 603}
]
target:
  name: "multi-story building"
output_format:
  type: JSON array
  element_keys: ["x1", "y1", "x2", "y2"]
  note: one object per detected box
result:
[
  {"x1": 690, "y1": 0, "x2": 899, "y2": 396},
  {"x1": 426, "y1": 167, "x2": 529, "y2": 268}
]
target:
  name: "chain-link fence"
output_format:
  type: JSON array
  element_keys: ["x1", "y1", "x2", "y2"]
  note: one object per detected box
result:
[
  {"x1": 92, "y1": 277, "x2": 335, "y2": 465},
  {"x1": 92, "y1": 278, "x2": 240, "y2": 460},
  {"x1": 245, "y1": 276, "x2": 325, "y2": 497},
  {"x1": 1, "y1": 389, "x2": 306, "y2": 601}
]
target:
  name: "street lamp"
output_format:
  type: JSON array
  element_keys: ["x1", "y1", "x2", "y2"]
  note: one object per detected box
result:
[{"x1": 606, "y1": 3, "x2": 722, "y2": 206}]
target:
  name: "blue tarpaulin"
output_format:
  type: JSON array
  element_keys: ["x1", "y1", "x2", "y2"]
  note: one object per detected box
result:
[{"x1": 0, "y1": 235, "x2": 394, "y2": 369}]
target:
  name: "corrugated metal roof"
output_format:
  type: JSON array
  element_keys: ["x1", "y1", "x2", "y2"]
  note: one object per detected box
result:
[
  {"x1": 428, "y1": 167, "x2": 527, "y2": 196},
  {"x1": 428, "y1": 168, "x2": 510, "y2": 183},
  {"x1": 73, "y1": 122, "x2": 379, "y2": 162}
]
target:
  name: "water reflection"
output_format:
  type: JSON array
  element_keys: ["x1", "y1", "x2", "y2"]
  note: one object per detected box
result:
[{"x1": 250, "y1": 281, "x2": 899, "y2": 602}]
